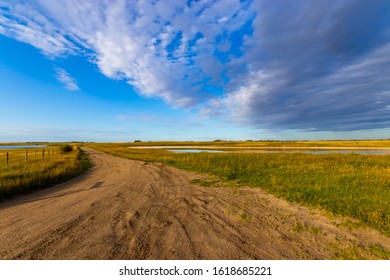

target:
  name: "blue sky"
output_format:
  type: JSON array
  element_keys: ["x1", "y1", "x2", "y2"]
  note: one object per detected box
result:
[{"x1": 1, "y1": 0, "x2": 390, "y2": 142}]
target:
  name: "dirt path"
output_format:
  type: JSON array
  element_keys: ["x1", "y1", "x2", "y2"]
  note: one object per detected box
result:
[{"x1": 0, "y1": 148, "x2": 389, "y2": 260}]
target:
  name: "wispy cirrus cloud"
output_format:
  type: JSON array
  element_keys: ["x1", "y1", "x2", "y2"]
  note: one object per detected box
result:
[
  {"x1": 1, "y1": 0, "x2": 390, "y2": 133},
  {"x1": 0, "y1": 1, "x2": 78, "y2": 57},
  {"x1": 54, "y1": 67, "x2": 79, "y2": 91}
]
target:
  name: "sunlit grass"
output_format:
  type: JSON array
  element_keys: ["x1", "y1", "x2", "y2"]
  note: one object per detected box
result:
[
  {"x1": 125, "y1": 139, "x2": 390, "y2": 148},
  {"x1": 88, "y1": 143, "x2": 390, "y2": 237},
  {"x1": 0, "y1": 146, "x2": 91, "y2": 200}
]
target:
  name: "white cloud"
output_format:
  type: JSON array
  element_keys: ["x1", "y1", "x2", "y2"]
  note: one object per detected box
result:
[
  {"x1": 1, "y1": 0, "x2": 390, "y2": 132},
  {"x1": 0, "y1": 3, "x2": 77, "y2": 57},
  {"x1": 0, "y1": 0, "x2": 252, "y2": 108},
  {"x1": 54, "y1": 67, "x2": 79, "y2": 91}
]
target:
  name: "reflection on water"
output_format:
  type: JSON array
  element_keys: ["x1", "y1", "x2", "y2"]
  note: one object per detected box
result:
[
  {"x1": 168, "y1": 149, "x2": 224, "y2": 153},
  {"x1": 0, "y1": 145, "x2": 46, "y2": 150}
]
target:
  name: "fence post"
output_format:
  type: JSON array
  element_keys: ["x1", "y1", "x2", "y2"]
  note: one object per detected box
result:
[
  {"x1": 25, "y1": 150, "x2": 28, "y2": 162},
  {"x1": 42, "y1": 149, "x2": 45, "y2": 158},
  {"x1": 6, "y1": 152, "x2": 8, "y2": 166}
]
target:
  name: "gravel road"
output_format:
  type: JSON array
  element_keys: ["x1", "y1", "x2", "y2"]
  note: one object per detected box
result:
[{"x1": 0, "y1": 148, "x2": 388, "y2": 259}]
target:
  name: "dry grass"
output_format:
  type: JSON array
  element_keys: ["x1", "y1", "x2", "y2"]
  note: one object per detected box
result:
[{"x1": 0, "y1": 146, "x2": 91, "y2": 200}]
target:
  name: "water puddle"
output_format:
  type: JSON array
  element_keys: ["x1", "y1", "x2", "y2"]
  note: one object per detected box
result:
[
  {"x1": 168, "y1": 149, "x2": 224, "y2": 153},
  {"x1": 0, "y1": 145, "x2": 46, "y2": 150}
]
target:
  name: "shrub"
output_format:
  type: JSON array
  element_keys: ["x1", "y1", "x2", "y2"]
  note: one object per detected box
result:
[{"x1": 60, "y1": 144, "x2": 73, "y2": 153}]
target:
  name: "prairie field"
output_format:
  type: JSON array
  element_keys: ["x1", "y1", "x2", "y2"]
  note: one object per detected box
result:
[
  {"x1": 126, "y1": 139, "x2": 390, "y2": 148},
  {"x1": 89, "y1": 142, "x2": 390, "y2": 237},
  {"x1": 0, "y1": 142, "x2": 389, "y2": 260},
  {"x1": 0, "y1": 145, "x2": 91, "y2": 200}
]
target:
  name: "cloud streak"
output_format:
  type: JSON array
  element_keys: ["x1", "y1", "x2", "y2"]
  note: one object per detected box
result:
[
  {"x1": 1, "y1": 0, "x2": 390, "y2": 133},
  {"x1": 54, "y1": 67, "x2": 79, "y2": 91}
]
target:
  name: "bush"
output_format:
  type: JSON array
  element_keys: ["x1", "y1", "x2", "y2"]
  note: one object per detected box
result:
[{"x1": 60, "y1": 144, "x2": 73, "y2": 153}]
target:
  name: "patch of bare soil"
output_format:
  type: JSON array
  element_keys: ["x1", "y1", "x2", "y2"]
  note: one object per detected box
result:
[{"x1": 0, "y1": 148, "x2": 388, "y2": 259}]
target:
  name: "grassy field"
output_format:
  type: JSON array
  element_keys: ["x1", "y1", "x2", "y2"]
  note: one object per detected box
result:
[
  {"x1": 0, "y1": 145, "x2": 91, "y2": 200},
  {"x1": 125, "y1": 139, "x2": 390, "y2": 148},
  {"x1": 88, "y1": 142, "x2": 390, "y2": 237}
]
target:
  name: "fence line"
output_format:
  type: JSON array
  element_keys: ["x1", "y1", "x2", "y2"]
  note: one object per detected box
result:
[{"x1": 3, "y1": 149, "x2": 55, "y2": 167}]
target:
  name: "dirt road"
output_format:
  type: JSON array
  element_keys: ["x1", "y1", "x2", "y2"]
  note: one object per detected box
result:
[{"x1": 0, "y1": 148, "x2": 388, "y2": 259}]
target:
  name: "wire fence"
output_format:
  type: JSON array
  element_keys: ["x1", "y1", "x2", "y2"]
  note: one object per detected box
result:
[{"x1": 1, "y1": 148, "x2": 56, "y2": 167}]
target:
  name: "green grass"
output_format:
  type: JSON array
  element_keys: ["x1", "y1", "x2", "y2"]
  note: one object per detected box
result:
[
  {"x1": 88, "y1": 143, "x2": 390, "y2": 237},
  {"x1": 124, "y1": 139, "x2": 390, "y2": 148},
  {"x1": 0, "y1": 146, "x2": 91, "y2": 200}
]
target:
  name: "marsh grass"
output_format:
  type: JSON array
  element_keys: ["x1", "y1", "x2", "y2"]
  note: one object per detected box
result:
[
  {"x1": 0, "y1": 146, "x2": 91, "y2": 200},
  {"x1": 125, "y1": 139, "x2": 390, "y2": 148},
  {"x1": 89, "y1": 143, "x2": 390, "y2": 237}
]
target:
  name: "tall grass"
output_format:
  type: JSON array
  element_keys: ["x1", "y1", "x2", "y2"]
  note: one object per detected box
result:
[
  {"x1": 89, "y1": 143, "x2": 390, "y2": 237},
  {"x1": 0, "y1": 146, "x2": 91, "y2": 200},
  {"x1": 125, "y1": 139, "x2": 390, "y2": 148}
]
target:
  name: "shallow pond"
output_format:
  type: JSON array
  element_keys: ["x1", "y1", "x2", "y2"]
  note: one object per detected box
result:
[
  {"x1": 168, "y1": 149, "x2": 224, "y2": 153},
  {"x1": 0, "y1": 145, "x2": 46, "y2": 150}
]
